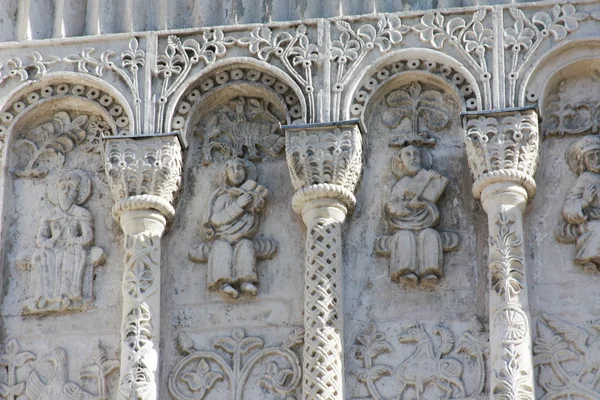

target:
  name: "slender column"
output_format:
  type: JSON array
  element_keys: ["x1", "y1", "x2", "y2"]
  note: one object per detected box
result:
[
  {"x1": 464, "y1": 109, "x2": 539, "y2": 400},
  {"x1": 284, "y1": 121, "x2": 363, "y2": 400},
  {"x1": 104, "y1": 135, "x2": 183, "y2": 400}
]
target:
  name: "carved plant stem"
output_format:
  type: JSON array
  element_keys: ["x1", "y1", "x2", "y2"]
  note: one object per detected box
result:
[
  {"x1": 464, "y1": 109, "x2": 539, "y2": 400},
  {"x1": 104, "y1": 135, "x2": 183, "y2": 400}
]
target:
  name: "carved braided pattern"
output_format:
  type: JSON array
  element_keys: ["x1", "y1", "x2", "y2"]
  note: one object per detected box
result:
[
  {"x1": 303, "y1": 218, "x2": 343, "y2": 400},
  {"x1": 292, "y1": 184, "x2": 356, "y2": 214},
  {"x1": 113, "y1": 195, "x2": 175, "y2": 221},
  {"x1": 472, "y1": 170, "x2": 536, "y2": 199}
]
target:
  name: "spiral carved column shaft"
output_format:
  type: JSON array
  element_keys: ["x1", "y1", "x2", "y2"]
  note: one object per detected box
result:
[
  {"x1": 284, "y1": 121, "x2": 363, "y2": 400},
  {"x1": 104, "y1": 135, "x2": 183, "y2": 400},
  {"x1": 464, "y1": 109, "x2": 539, "y2": 400}
]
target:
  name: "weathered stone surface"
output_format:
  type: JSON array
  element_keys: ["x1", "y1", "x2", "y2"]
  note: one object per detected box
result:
[{"x1": 0, "y1": 1, "x2": 599, "y2": 399}]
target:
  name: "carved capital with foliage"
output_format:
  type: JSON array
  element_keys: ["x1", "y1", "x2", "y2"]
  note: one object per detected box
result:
[
  {"x1": 103, "y1": 134, "x2": 184, "y2": 221},
  {"x1": 284, "y1": 121, "x2": 363, "y2": 218},
  {"x1": 464, "y1": 109, "x2": 540, "y2": 199}
]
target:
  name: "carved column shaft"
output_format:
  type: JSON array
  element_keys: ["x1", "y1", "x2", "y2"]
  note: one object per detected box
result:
[
  {"x1": 104, "y1": 135, "x2": 183, "y2": 400},
  {"x1": 285, "y1": 121, "x2": 363, "y2": 400},
  {"x1": 464, "y1": 109, "x2": 539, "y2": 400}
]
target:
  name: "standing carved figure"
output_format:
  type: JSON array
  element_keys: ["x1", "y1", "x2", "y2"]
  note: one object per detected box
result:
[
  {"x1": 17, "y1": 169, "x2": 105, "y2": 314},
  {"x1": 375, "y1": 144, "x2": 458, "y2": 287},
  {"x1": 190, "y1": 158, "x2": 277, "y2": 298},
  {"x1": 557, "y1": 135, "x2": 600, "y2": 273}
]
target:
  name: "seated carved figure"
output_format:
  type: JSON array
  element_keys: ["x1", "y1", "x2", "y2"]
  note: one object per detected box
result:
[
  {"x1": 17, "y1": 170, "x2": 105, "y2": 314},
  {"x1": 190, "y1": 158, "x2": 277, "y2": 298},
  {"x1": 375, "y1": 145, "x2": 458, "y2": 287},
  {"x1": 557, "y1": 135, "x2": 600, "y2": 273}
]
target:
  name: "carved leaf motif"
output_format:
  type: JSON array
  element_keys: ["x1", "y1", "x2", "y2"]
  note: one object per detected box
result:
[
  {"x1": 493, "y1": 344, "x2": 534, "y2": 400},
  {"x1": 181, "y1": 359, "x2": 224, "y2": 395},
  {"x1": 489, "y1": 213, "x2": 525, "y2": 302},
  {"x1": 124, "y1": 305, "x2": 153, "y2": 352}
]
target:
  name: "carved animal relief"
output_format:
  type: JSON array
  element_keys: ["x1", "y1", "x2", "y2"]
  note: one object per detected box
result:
[
  {"x1": 16, "y1": 169, "x2": 106, "y2": 315},
  {"x1": 190, "y1": 158, "x2": 277, "y2": 298},
  {"x1": 557, "y1": 135, "x2": 600, "y2": 273},
  {"x1": 353, "y1": 319, "x2": 487, "y2": 399},
  {"x1": 0, "y1": 340, "x2": 118, "y2": 400},
  {"x1": 534, "y1": 314, "x2": 600, "y2": 399},
  {"x1": 375, "y1": 83, "x2": 459, "y2": 287},
  {"x1": 168, "y1": 328, "x2": 303, "y2": 400},
  {"x1": 196, "y1": 97, "x2": 285, "y2": 164}
]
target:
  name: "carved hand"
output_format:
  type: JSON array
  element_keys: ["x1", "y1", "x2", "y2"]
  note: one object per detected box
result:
[
  {"x1": 237, "y1": 193, "x2": 254, "y2": 208},
  {"x1": 583, "y1": 185, "x2": 597, "y2": 207},
  {"x1": 408, "y1": 196, "x2": 427, "y2": 210}
]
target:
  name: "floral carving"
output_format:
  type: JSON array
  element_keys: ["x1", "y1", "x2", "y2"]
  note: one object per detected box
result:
[
  {"x1": 239, "y1": 24, "x2": 318, "y2": 122},
  {"x1": 414, "y1": 10, "x2": 493, "y2": 107},
  {"x1": 11, "y1": 112, "x2": 109, "y2": 178},
  {"x1": 534, "y1": 314, "x2": 600, "y2": 399},
  {"x1": 155, "y1": 32, "x2": 234, "y2": 133},
  {"x1": 124, "y1": 233, "x2": 159, "y2": 299},
  {"x1": 544, "y1": 79, "x2": 600, "y2": 137},
  {"x1": 0, "y1": 340, "x2": 35, "y2": 400},
  {"x1": 489, "y1": 213, "x2": 525, "y2": 302},
  {"x1": 353, "y1": 319, "x2": 487, "y2": 399},
  {"x1": 504, "y1": 5, "x2": 588, "y2": 106},
  {"x1": 168, "y1": 329, "x2": 303, "y2": 400},
  {"x1": 79, "y1": 343, "x2": 120, "y2": 400},
  {"x1": 493, "y1": 344, "x2": 534, "y2": 400}
]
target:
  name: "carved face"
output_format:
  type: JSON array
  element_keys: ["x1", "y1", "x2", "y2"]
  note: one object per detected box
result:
[
  {"x1": 400, "y1": 146, "x2": 422, "y2": 175},
  {"x1": 226, "y1": 159, "x2": 247, "y2": 187},
  {"x1": 57, "y1": 176, "x2": 79, "y2": 211},
  {"x1": 584, "y1": 149, "x2": 600, "y2": 173}
]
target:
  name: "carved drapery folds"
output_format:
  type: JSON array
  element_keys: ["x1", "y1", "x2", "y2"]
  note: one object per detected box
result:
[
  {"x1": 104, "y1": 135, "x2": 183, "y2": 400},
  {"x1": 464, "y1": 108, "x2": 539, "y2": 400},
  {"x1": 284, "y1": 121, "x2": 362, "y2": 400}
]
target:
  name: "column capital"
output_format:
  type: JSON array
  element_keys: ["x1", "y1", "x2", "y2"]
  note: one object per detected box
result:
[
  {"x1": 463, "y1": 108, "x2": 540, "y2": 201},
  {"x1": 103, "y1": 134, "x2": 184, "y2": 223},
  {"x1": 283, "y1": 120, "x2": 363, "y2": 224}
]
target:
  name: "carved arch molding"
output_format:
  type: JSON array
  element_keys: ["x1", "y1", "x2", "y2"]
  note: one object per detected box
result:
[{"x1": 0, "y1": 2, "x2": 599, "y2": 400}]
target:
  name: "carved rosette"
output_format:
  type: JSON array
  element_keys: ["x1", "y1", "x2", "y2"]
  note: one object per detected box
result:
[
  {"x1": 464, "y1": 109, "x2": 539, "y2": 199},
  {"x1": 464, "y1": 109, "x2": 539, "y2": 400},
  {"x1": 284, "y1": 121, "x2": 363, "y2": 400},
  {"x1": 103, "y1": 135, "x2": 183, "y2": 400}
]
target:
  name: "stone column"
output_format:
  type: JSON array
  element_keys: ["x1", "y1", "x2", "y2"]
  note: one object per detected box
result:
[
  {"x1": 103, "y1": 135, "x2": 183, "y2": 400},
  {"x1": 464, "y1": 109, "x2": 539, "y2": 400},
  {"x1": 284, "y1": 121, "x2": 363, "y2": 400}
]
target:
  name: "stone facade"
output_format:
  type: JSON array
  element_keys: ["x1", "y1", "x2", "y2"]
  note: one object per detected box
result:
[{"x1": 0, "y1": 1, "x2": 599, "y2": 399}]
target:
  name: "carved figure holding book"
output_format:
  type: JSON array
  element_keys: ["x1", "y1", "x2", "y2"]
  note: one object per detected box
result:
[
  {"x1": 375, "y1": 145, "x2": 458, "y2": 287},
  {"x1": 190, "y1": 158, "x2": 277, "y2": 298}
]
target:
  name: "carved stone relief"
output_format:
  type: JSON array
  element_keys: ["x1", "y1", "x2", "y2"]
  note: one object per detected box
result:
[
  {"x1": 194, "y1": 97, "x2": 285, "y2": 164},
  {"x1": 534, "y1": 314, "x2": 600, "y2": 399},
  {"x1": 0, "y1": 340, "x2": 118, "y2": 400},
  {"x1": 11, "y1": 111, "x2": 111, "y2": 178},
  {"x1": 16, "y1": 169, "x2": 106, "y2": 315},
  {"x1": 352, "y1": 319, "x2": 487, "y2": 399},
  {"x1": 556, "y1": 135, "x2": 600, "y2": 273},
  {"x1": 168, "y1": 329, "x2": 303, "y2": 400},
  {"x1": 374, "y1": 83, "x2": 459, "y2": 287},
  {"x1": 190, "y1": 158, "x2": 277, "y2": 298}
]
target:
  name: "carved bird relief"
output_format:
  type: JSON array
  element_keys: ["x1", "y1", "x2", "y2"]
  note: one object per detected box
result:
[{"x1": 26, "y1": 348, "x2": 99, "y2": 400}]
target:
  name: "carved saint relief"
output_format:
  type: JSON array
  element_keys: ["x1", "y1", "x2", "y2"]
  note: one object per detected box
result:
[
  {"x1": 556, "y1": 135, "x2": 600, "y2": 273},
  {"x1": 190, "y1": 158, "x2": 277, "y2": 298},
  {"x1": 16, "y1": 170, "x2": 106, "y2": 314}
]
